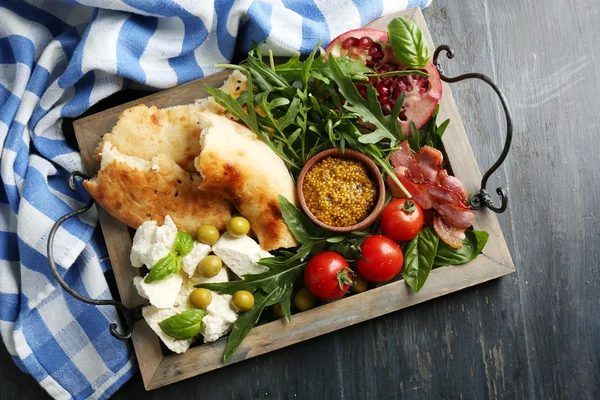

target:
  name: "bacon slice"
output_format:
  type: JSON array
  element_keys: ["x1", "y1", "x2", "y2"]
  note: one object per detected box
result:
[
  {"x1": 389, "y1": 143, "x2": 423, "y2": 182},
  {"x1": 415, "y1": 146, "x2": 443, "y2": 183},
  {"x1": 437, "y1": 170, "x2": 469, "y2": 204},
  {"x1": 388, "y1": 140, "x2": 475, "y2": 247},
  {"x1": 387, "y1": 166, "x2": 433, "y2": 208},
  {"x1": 433, "y1": 214, "x2": 466, "y2": 249}
]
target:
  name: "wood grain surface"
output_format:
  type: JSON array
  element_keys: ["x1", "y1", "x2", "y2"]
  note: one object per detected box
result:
[{"x1": 1, "y1": 0, "x2": 599, "y2": 399}]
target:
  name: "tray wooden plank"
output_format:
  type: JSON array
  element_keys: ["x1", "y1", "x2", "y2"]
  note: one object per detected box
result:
[{"x1": 73, "y1": 7, "x2": 514, "y2": 390}]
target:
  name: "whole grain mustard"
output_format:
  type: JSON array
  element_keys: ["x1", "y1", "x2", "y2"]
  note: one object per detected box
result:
[{"x1": 303, "y1": 157, "x2": 377, "y2": 227}]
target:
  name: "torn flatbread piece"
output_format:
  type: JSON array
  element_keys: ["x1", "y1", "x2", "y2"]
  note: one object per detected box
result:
[
  {"x1": 83, "y1": 142, "x2": 231, "y2": 234},
  {"x1": 195, "y1": 111, "x2": 297, "y2": 251},
  {"x1": 99, "y1": 70, "x2": 248, "y2": 173}
]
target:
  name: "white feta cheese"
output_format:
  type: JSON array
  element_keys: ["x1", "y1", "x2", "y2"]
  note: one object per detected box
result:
[
  {"x1": 201, "y1": 293, "x2": 238, "y2": 343},
  {"x1": 142, "y1": 305, "x2": 193, "y2": 354},
  {"x1": 130, "y1": 216, "x2": 177, "y2": 268},
  {"x1": 212, "y1": 233, "x2": 271, "y2": 278},
  {"x1": 133, "y1": 272, "x2": 184, "y2": 309},
  {"x1": 175, "y1": 267, "x2": 230, "y2": 308},
  {"x1": 180, "y1": 242, "x2": 211, "y2": 277}
]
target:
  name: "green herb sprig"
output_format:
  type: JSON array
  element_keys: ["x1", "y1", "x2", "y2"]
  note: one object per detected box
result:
[{"x1": 144, "y1": 231, "x2": 194, "y2": 283}]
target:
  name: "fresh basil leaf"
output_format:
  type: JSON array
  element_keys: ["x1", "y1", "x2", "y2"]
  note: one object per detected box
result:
[
  {"x1": 277, "y1": 194, "x2": 314, "y2": 244},
  {"x1": 174, "y1": 231, "x2": 194, "y2": 257},
  {"x1": 434, "y1": 230, "x2": 489, "y2": 267},
  {"x1": 387, "y1": 17, "x2": 429, "y2": 69},
  {"x1": 223, "y1": 288, "x2": 283, "y2": 361},
  {"x1": 159, "y1": 308, "x2": 205, "y2": 340},
  {"x1": 402, "y1": 227, "x2": 439, "y2": 292},
  {"x1": 144, "y1": 253, "x2": 180, "y2": 283},
  {"x1": 326, "y1": 236, "x2": 347, "y2": 244}
]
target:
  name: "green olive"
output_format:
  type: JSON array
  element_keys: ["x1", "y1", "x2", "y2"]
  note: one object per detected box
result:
[
  {"x1": 199, "y1": 255, "x2": 222, "y2": 278},
  {"x1": 189, "y1": 288, "x2": 212, "y2": 309},
  {"x1": 293, "y1": 288, "x2": 316, "y2": 311},
  {"x1": 232, "y1": 290, "x2": 254, "y2": 312},
  {"x1": 272, "y1": 304, "x2": 285, "y2": 318},
  {"x1": 226, "y1": 216, "x2": 250, "y2": 237},
  {"x1": 197, "y1": 225, "x2": 220, "y2": 245},
  {"x1": 351, "y1": 275, "x2": 368, "y2": 294}
]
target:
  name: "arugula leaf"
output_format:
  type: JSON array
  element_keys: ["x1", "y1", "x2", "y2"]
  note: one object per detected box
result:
[
  {"x1": 326, "y1": 56, "x2": 400, "y2": 146},
  {"x1": 387, "y1": 17, "x2": 430, "y2": 69},
  {"x1": 205, "y1": 83, "x2": 258, "y2": 132},
  {"x1": 196, "y1": 261, "x2": 305, "y2": 295},
  {"x1": 174, "y1": 231, "x2": 194, "y2": 257},
  {"x1": 144, "y1": 253, "x2": 180, "y2": 283},
  {"x1": 402, "y1": 227, "x2": 439, "y2": 292},
  {"x1": 436, "y1": 119, "x2": 450, "y2": 139},
  {"x1": 327, "y1": 236, "x2": 367, "y2": 261},
  {"x1": 434, "y1": 230, "x2": 489, "y2": 267},
  {"x1": 223, "y1": 288, "x2": 284, "y2": 361},
  {"x1": 159, "y1": 309, "x2": 205, "y2": 340},
  {"x1": 279, "y1": 293, "x2": 293, "y2": 323},
  {"x1": 277, "y1": 194, "x2": 317, "y2": 244}
]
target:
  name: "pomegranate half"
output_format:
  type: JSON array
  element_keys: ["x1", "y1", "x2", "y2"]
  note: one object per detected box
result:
[{"x1": 325, "y1": 28, "x2": 442, "y2": 136}]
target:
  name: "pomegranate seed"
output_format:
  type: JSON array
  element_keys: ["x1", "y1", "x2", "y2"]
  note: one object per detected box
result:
[
  {"x1": 398, "y1": 81, "x2": 407, "y2": 92},
  {"x1": 365, "y1": 60, "x2": 374, "y2": 68},
  {"x1": 381, "y1": 103, "x2": 392, "y2": 115},
  {"x1": 369, "y1": 77, "x2": 378, "y2": 85},
  {"x1": 376, "y1": 85, "x2": 389, "y2": 97},
  {"x1": 378, "y1": 96, "x2": 388, "y2": 105},
  {"x1": 342, "y1": 37, "x2": 359, "y2": 49},
  {"x1": 359, "y1": 37, "x2": 374, "y2": 49},
  {"x1": 370, "y1": 50, "x2": 384, "y2": 61}
]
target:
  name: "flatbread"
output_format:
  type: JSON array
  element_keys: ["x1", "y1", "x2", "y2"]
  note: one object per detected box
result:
[
  {"x1": 84, "y1": 142, "x2": 231, "y2": 234},
  {"x1": 195, "y1": 111, "x2": 297, "y2": 251},
  {"x1": 100, "y1": 70, "x2": 248, "y2": 173}
]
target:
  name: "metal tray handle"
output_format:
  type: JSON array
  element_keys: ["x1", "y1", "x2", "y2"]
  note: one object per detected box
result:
[
  {"x1": 47, "y1": 172, "x2": 141, "y2": 340},
  {"x1": 433, "y1": 45, "x2": 513, "y2": 213}
]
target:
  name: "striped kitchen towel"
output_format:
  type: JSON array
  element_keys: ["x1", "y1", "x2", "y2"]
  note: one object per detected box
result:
[{"x1": 0, "y1": 0, "x2": 432, "y2": 398}]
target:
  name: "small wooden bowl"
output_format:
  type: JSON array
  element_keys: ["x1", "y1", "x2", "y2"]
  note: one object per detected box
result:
[{"x1": 297, "y1": 149, "x2": 386, "y2": 233}]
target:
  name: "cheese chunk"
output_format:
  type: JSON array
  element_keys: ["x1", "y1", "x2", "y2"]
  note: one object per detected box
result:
[
  {"x1": 142, "y1": 305, "x2": 193, "y2": 354},
  {"x1": 201, "y1": 293, "x2": 238, "y2": 343},
  {"x1": 133, "y1": 273, "x2": 184, "y2": 309},
  {"x1": 176, "y1": 267, "x2": 229, "y2": 308},
  {"x1": 130, "y1": 216, "x2": 177, "y2": 268},
  {"x1": 212, "y1": 233, "x2": 271, "y2": 278},
  {"x1": 181, "y1": 242, "x2": 211, "y2": 277}
]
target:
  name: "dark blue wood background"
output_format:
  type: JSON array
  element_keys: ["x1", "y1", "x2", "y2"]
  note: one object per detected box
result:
[{"x1": 2, "y1": 1, "x2": 599, "y2": 398}]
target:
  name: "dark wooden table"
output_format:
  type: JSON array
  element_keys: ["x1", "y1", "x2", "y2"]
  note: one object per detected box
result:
[{"x1": 2, "y1": 0, "x2": 599, "y2": 398}]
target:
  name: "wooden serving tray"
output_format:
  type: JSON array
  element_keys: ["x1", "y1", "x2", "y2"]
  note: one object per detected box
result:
[{"x1": 73, "y1": 7, "x2": 514, "y2": 390}]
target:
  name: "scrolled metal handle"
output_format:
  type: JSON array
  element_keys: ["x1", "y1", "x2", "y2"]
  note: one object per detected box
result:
[
  {"x1": 47, "y1": 171, "x2": 142, "y2": 341},
  {"x1": 433, "y1": 45, "x2": 513, "y2": 213}
]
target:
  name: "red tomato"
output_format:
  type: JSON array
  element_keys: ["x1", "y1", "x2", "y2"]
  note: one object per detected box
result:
[
  {"x1": 380, "y1": 199, "x2": 425, "y2": 242},
  {"x1": 305, "y1": 252, "x2": 353, "y2": 300},
  {"x1": 356, "y1": 235, "x2": 404, "y2": 283}
]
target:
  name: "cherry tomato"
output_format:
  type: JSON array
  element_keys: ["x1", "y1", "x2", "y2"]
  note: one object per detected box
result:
[
  {"x1": 380, "y1": 199, "x2": 424, "y2": 242},
  {"x1": 356, "y1": 235, "x2": 404, "y2": 283},
  {"x1": 304, "y1": 252, "x2": 353, "y2": 300}
]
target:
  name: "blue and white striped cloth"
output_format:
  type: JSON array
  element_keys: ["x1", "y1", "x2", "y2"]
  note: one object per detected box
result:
[{"x1": 0, "y1": 0, "x2": 432, "y2": 398}]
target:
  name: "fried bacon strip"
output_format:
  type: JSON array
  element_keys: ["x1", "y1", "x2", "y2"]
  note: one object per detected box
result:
[{"x1": 387, "y1": 141, "x2": 475, "y2": 248}]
